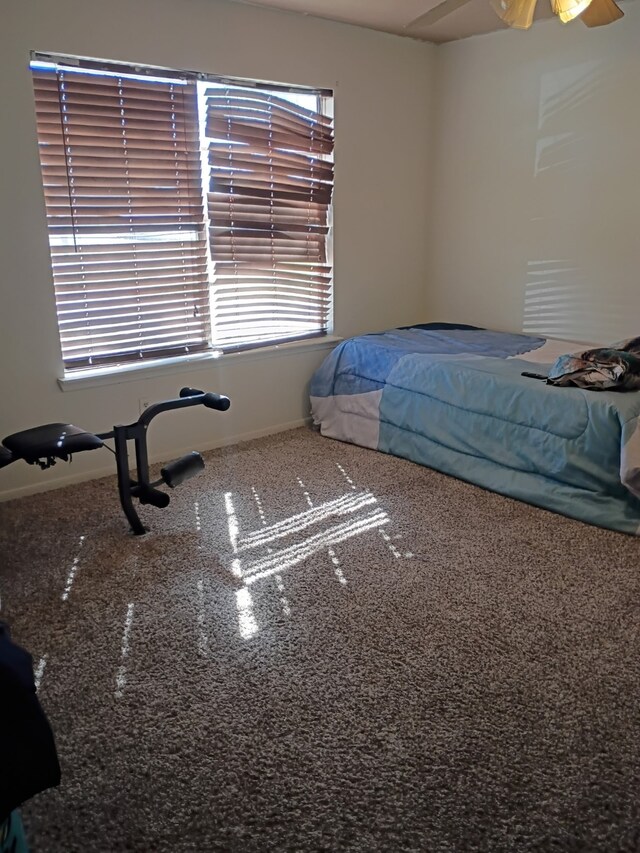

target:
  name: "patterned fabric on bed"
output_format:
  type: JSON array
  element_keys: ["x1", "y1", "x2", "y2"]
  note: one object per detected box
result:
[
  {"x1": 548, "y1": 336, "x2": 640, "y2": 391},
  {"x1": 310, "y1": 324, "x2": 640, "y2": 536}
]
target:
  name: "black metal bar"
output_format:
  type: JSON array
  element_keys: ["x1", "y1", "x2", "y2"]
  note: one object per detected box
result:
[
  {"x1": 113, "y1": 425, "x2": 146, "y2": 536},
  {"x1": 136, "y1": 391, "x2": 229, "y2": 428},
  {"x1": 132, "y1": 423, "x2": 151, "y2": 488}
]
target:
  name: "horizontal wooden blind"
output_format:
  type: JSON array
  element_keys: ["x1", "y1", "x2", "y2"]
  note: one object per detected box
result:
[
  {"x1": 205, "y1": 85, "x2": 334, "y2": 351},
  {"x1": 32, "y1": 64, "x2": 211, "y2": 369}
]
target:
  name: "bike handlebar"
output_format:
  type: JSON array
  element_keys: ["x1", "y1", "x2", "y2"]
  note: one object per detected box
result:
[
  {"x1": 203, "y1": 392, "x2": 231, "y2": 411},
  {"x1": 179, "y1": 387, "x2": 230, "y2": 411},
  {"x1": 135, "y1": 388, "x2": 230, "y2": 427}
]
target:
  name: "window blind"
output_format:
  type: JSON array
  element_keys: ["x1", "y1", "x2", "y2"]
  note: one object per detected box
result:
[
  {"x1": 205, "y1": 85, "x2": 334, "y2": 351},
  {"x1": 32, "y1": 64, "x2": 211, "y2": 369}
]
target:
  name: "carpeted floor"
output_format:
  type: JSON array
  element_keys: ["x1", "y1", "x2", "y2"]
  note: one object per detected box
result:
[{"x1": 1, "y1": 426, "x2": 639, "y2": 852}]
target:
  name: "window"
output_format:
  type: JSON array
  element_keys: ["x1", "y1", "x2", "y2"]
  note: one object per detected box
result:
[{"x1": 30, "y1": 54, "x2": 334, "y2": 372}]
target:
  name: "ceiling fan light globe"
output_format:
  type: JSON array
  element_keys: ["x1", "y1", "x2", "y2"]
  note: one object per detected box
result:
[
  {"x1": 552, "y1": 0, "x2": 595, "y2": 20},
  {"x1": 491, "y1": 0, "x2": 537, "y2": 27}
]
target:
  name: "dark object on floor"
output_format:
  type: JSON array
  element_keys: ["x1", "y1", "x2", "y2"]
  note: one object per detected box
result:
[
  {"x1": 547, "y1": 336, "x2": 640, "y2": 390},
  {"x1": 0, "y1": 622, "x2": 60, "y2": 825},
  {"x1": 521, "y1": 371, "x2": 548, "y2": 380},
  {"x1": 0, "y1": 388, "x2": 230, "y2": 535}
]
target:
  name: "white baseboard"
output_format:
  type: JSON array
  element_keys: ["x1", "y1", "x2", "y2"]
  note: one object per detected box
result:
[{"x1": 0, "y1": 417, "x2": 311, "y2": 503}]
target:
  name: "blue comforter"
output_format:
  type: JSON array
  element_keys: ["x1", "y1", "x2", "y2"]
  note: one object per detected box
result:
[{"x1": 310, "y1": 325, "x2": 640, "y2": 535}]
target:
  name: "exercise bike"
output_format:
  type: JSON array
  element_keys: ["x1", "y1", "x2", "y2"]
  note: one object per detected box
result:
[{"x1": 0, "y1": 388, "x2": 230, "y2": 535}]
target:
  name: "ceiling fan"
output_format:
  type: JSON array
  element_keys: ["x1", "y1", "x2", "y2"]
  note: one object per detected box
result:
[{"x1": 405, "y1": 0, "x2": 623, "y2": 31}]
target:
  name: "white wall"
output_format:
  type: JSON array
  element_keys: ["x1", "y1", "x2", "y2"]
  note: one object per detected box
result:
[
  {"x1": 0, "y1": 0, "x2": 434, "y2": 498},
  {"x1": 428, "y1": 4, "x2": 640, "y2": 344}
]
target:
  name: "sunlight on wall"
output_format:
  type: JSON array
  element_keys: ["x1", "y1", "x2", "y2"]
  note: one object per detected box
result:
[
  {"x1": 522, "y1": 59, "x2": 628, "y2": 343},
  {"x1": 534, "y1": 133, "x2": 582, "y2": 178},
  {"x1": 536, "y1": 61, "x2": 602, "y2": 133},
  {"x1": 523, "y1": 259, "x2": 629, "y2": 343},
  {"x1": 523, "y1": 259, "x2": 586, "y2": 339}
]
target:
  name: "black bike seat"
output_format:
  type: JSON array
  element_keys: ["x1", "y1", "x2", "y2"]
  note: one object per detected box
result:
[{"x1": 2, "y1": 424, "x2": 103, "y2": 464}]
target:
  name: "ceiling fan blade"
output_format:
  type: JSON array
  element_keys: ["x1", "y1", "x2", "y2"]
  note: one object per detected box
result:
[
  {"x1": 491, "y1": 0, "x2": 538, "y2": 28},
  {"x1": 579, "y1": 0, "x2": 624, "y2": 25},
  {"x1": 404, "y1": 0, "x2": 476, "y2": 29}
]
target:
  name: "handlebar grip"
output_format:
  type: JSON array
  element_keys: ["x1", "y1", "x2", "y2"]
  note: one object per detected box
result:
[
  {"x1": 203, "y1": 393, "x2": 231, "y2": 411},
  {"x1": 180, "y1": 387, "x2": 204, "y2": 398}
]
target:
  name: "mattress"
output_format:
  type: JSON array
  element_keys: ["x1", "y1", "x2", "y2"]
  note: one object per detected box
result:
[{"x1": 310, "y1": 324, "x2": 640, "y2": 535}]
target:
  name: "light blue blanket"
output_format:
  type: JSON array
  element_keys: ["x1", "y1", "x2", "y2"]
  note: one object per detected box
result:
[{"x1": 310, "y1": 325, "x2": 640, "y2": 535}]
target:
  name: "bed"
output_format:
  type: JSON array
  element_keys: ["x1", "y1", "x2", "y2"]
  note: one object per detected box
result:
[{"x1": 310, "y1": 324, "x2": 640, "y2": 536}]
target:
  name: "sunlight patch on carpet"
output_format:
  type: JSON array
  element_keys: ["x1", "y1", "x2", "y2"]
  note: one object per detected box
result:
[
  {"x1": 236, "y1": 588, "x2": 258, "y2": 639},
  {"x1": 221, "y1": 463, "x2": 413, "y2": 639},
  {"x1": 61, "y1": 534, "x2": 86, "y2": 602},
  {"x1": 196, "y1": 579, "x2": 208, "y2": 656},
  {"x1": 34, "y1": 654, "x2": 47, "y2": 691},
  {"x1": 240, "y1": 492, "x2": 378, "y2": 551},
  {"x1": 115, "y1": 602, "x2": 135, "y2": 698}
]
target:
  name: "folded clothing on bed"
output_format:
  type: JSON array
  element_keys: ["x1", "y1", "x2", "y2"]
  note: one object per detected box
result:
[{"x1": 548, "y1": 336, "x2": 640, "y2": 391}]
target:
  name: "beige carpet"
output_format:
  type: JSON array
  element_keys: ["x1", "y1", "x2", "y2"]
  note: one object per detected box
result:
[{"x1": 1, "y1": 426, "x2": 639, "y2": 852}]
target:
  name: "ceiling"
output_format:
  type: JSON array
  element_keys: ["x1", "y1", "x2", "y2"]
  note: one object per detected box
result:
[{"x1": 230, "y1": 0, "x2": 556, "y2": 44}]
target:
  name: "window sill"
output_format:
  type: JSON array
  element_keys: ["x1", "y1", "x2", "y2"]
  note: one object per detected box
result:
[{"x1": 57, "y1": 335, "x2": 343, "y2": 392}]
